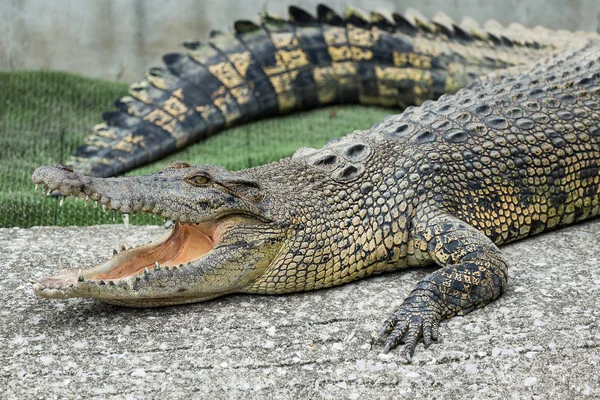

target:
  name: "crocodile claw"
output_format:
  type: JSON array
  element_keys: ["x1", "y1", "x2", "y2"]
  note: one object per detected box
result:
[{"x1": 379, "y1": 303, "x2": 442, "y2": 362}]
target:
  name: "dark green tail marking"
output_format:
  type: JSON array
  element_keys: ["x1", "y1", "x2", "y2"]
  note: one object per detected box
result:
[{"x1": 69, "y1": 5, "x2": 555, "y2": 178}]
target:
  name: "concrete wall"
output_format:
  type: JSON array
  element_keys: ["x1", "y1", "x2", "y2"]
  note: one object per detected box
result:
[{"x1": 1, "y1": 0, "x2": 599, "y2": 82}]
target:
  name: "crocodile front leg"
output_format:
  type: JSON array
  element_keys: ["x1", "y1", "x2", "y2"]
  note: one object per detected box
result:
[{"x1": 380, "y1": 214, "x2": 509, "y2": 361}]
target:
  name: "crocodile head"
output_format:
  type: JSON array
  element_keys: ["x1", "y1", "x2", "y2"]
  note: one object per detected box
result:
[{"x1": 31, "y1": 162, "x2": 287, "y2": 307}]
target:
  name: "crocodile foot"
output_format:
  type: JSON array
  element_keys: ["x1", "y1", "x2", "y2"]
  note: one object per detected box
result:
[{"x1": 379, "y1": 300, "x2": 442, "y2": 362}]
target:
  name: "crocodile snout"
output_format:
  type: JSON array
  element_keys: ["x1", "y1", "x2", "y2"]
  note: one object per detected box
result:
[{"x1": 32, "y1": 164, "x2": 91, "y2": 196}]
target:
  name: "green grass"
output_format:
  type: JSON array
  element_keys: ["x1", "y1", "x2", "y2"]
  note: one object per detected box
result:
[{"x1": 0, "y1": 71, "x2": 393, "y2": 228}]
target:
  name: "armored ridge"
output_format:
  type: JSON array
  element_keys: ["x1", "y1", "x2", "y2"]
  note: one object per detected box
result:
[
  {"x1": 71, "y1": 5, "x2": 571, "y2": 178},
  {"x1": 32, "y1": 7, "x2": 600, "y2": 361}
]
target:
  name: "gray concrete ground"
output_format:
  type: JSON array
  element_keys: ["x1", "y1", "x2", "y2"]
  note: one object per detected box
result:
[{"x1": 0, "y1": 221, "x2": 599, "y2": 399}]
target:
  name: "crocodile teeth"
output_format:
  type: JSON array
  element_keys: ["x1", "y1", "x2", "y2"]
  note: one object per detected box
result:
[
  {"x1": 122, "y1": 214, "x2": 130, "y2": 228},
  {"x1": 155, "y1": 261, "x2": 159, "y2": 269},
  {"x1": 102, "y1": 204, "x2": 106, "y2": 212},
  {"x1": 164, "y1": 220, "x2": 175, "y2": 230},
  {"x1": 59, "y1": 197, "x2": 64, "y2": 207},
  {"x1": 144, "y1": 267, "x2": 151, "y2": 278},
  {"x1": 77, "y1": 269, "x2": 84, "y2": 282},
  {"x1": 34, "y1": 184, "x2": 39, "y2": 191},
  {"x1": 94, "y1": 201, "x2": 98, "y2": 208}
]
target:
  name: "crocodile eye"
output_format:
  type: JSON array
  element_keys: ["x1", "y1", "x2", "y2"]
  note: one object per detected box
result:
[
  {"x1": 193, "y1": 175, "x2": 209, "y2": 185},
  {"x1": 185, "y1": 172, "x2": 211, "y2": 186}
]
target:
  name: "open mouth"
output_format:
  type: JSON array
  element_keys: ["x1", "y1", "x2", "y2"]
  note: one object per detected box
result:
[
  {"x1": 91, "y1": 221, "x2": 222, "y2": 280},
  {"x1": 31, "y1": 163, "x2": 278, "y2": 305},
  {"x1": 34, "y1": 219, "x2": 228, "y2": 295}
]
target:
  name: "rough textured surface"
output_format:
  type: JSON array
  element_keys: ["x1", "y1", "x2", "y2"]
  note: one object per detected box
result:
[{"x1": 1, "y1": 222, "x2": 598, "y2": 398}]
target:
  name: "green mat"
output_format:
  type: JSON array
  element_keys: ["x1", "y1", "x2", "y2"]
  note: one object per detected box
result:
[{"x1": 0, "y1": 71, "x2": 392, "y2": 228}]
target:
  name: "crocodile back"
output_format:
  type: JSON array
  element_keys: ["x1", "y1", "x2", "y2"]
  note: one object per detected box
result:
[{"x1": 362, "y1": 38, "x2": 600, "y2": 245}]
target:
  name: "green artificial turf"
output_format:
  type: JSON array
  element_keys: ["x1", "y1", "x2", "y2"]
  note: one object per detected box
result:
[{"x1": 0, "y1": 71, "x2": 393, "y2": 228}]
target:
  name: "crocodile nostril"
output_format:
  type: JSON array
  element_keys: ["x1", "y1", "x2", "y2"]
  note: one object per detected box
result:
[
  {"x1": 56, "y1": 164, "x2": 74, "y2": 172},
  {"x1": 167, "y1": 160, "x2": 191, "y2": 169}
]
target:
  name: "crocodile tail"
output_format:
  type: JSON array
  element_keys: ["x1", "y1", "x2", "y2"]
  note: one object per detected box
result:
[{"x1": 69, "y1": 5, "x2": 558, "y2": 177}]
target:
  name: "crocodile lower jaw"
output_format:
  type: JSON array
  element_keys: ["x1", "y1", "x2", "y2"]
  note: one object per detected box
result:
[{"x1": 33, "y1": 221, "x2": 224, "y2": 298}]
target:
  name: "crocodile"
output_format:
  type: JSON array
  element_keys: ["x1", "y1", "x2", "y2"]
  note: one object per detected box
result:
[{"x1": 31, "y1": 6, "x2": 600, "y2": 361}]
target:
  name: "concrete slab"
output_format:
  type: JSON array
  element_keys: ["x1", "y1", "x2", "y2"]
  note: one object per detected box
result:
[{"x1": 0, "y1": 222, "x2": 599, "y2": 399}]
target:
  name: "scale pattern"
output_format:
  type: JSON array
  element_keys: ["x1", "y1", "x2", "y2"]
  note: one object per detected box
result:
[
  {"x1": 244, "y1": 38, "x2": 600, "y2": 358},
  {"x1": 31, "y1": 6, "x2": 600, "y2": 361},
  {"x1": 69, "y1": 5, "x2": 565, "y2": 178}
]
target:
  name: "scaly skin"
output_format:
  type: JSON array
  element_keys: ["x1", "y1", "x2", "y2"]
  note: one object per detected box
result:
[
  {"x1": 69, "y1": 5, "x2": 573, "y2": 177},
  {"x1": 31, "y1": 7, "x2": 600, "y2": 361}
]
